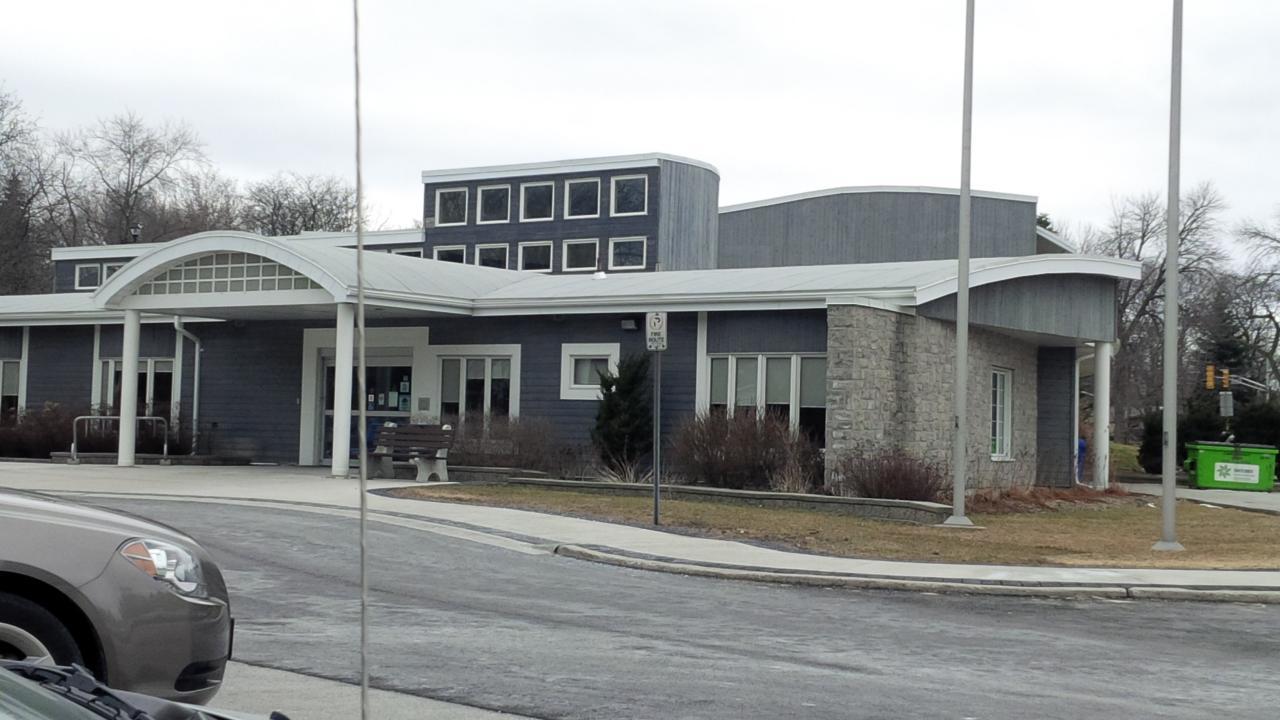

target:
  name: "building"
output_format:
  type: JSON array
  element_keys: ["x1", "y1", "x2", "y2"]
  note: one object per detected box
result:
[{"x1": 0, "y1": 153, "x2": 1138, "y2": 486}]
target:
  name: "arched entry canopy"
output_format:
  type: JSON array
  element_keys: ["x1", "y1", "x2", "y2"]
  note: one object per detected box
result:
[{"x1": 91, "y1": 231, "x2": 521, "y2": 320}]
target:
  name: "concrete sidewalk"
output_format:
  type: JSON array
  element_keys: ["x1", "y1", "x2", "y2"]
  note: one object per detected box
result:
[
  {"x1": 1122, "y1": 482, "x2": 1280, "y2": 515},
  {"x1": 3, "y1": 462, "x2": 1278, "y2": 602}
]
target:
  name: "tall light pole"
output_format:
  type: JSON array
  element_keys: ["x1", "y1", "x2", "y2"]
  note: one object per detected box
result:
[
  {"x1": 944, "y1": 0, "x2": 977, "y2": 528},
  {"x1": 1154, "y1": 0, "x2": 1185, "y2": 551}
]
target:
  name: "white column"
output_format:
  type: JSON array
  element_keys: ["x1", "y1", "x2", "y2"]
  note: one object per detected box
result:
[
  {"x1": 118, "y1": 310, "x2": 142, "y2": 466},
  {"x1": 331, "y1": 303, "x2": 355, "y2": 477},
  {"x1": 1093, "y1": 341, "x2": 1113, "y2": 490}
]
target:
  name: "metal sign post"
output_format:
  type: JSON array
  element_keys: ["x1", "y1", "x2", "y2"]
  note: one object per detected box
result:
[{"x1": 646, "y1": 312, "x2": 667, "y2": 526}]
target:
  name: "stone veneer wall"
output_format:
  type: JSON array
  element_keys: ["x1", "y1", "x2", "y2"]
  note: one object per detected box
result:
[{"x1": 826, "y1": 304, "x2": 1038, "y2": 488}]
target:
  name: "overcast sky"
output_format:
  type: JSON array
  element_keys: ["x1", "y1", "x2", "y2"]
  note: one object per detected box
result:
[{"x1": 4, "y1": 1, "x2": 1277, "y2": 239}]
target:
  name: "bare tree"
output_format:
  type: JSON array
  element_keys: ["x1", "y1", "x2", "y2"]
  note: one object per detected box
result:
[
  {"x1": 241, "y1": 172, "x2": 357, "y2": 236},
  {"x1": 0, "y1": 89, "x2": 53, "y2": 293},
  {"x1": 55, "y1": 112, "x2": 207, "y2": 245}
]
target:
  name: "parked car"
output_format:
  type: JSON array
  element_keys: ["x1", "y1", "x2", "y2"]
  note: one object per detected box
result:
[
  {"x1": 0, "y1": 487, "x2": 232, "y2": 705},
  {"x1": 1, "y1": 660, "x2": 285, "y2": 720}
]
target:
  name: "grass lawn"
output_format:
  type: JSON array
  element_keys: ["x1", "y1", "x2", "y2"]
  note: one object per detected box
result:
[{"x1": 390, "y1": 484, "x2": 1280, "y2": 570}]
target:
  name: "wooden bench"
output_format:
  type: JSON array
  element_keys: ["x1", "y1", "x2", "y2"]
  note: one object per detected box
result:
[{"x1": 371, "y1": 423, "x2": 454, "y2": 482}]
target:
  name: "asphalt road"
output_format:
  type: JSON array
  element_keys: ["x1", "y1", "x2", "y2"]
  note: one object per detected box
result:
[{"x1": 91, "y1": 497, "x2": 1280, "y2": 720}]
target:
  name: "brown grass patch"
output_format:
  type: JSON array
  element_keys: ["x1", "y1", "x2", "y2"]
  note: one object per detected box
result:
[{"x1": 389, "y1": 483, "x2": 1280, "y2": 570}]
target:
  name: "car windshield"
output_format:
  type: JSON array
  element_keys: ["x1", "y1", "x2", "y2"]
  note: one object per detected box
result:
[{"x1": 0, "y1": 668, "x2": 100, "y2": 720}]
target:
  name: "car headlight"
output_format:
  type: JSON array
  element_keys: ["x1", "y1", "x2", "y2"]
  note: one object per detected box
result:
[{"x1": 119, "y1": 538, "x2": 208, "y2": 599}]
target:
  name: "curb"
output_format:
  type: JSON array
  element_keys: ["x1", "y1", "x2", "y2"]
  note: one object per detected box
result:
[{"x1": 552, "y1": 545, "x2": 1280, "y2": 604}]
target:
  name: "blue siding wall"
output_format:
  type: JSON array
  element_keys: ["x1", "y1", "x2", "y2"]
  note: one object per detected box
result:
[
  {"x1": 424, "y1": 168, "x2": 661, "y2": 274},
  {"x1": 26, "y1": 326, "x2": 94, "y2": 410},
  {"x1": 707, "y1": 310, "x2": 827, "y2": 354},
  {"x1": 1036, "y1": 347, "x2": 1077, "y2": 488},
  {"x1": 99, "y1": 324, "x2": 178, "y2": 358},
  {"x1": 0, "y1": 328, "x2": 22, "y2": 358}
]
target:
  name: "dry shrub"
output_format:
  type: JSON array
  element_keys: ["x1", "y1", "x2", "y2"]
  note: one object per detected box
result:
[
  {"x1": 0, "y1": 403, "x2": 168, "y2": 459},
  {"x1": 830, "y1": 447, "x2": 946, "y2": 502},
  {"x1": 670, "y1": 412, "x2": 822, "y2": 492},
  {"x1": 448, "y1": 414, "x2": 594, "y2": 476}
]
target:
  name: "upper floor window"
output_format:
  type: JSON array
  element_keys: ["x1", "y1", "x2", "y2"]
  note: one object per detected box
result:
[
  {"x1": 434, "y1": 245, "x2": 466, "y2": 264},
  {"x1": 518, "y1": 241, "x2": 553, "y2": 272},
  {"x1": 75, "y1": 263, "x2": 102, "y2": 290},
  {"x1": 565, "y1": 178, "x2": 600, "y2": 219},
  {"x1": 562, "y1": 239, "x2": 599, "y2": 272},
  {"x1": 608, "y1": 237, "x2": 646, "y2": 270},
  {"x1": 475, "y1": 244, "x2": 509, "y2": 269},
  {"x1": 611, "y1": 175, "x2": 648, "y2": 216},
  {"x1": 103, "y1": 262, "x2": 126, "y2": 279},
  {"x1": 435, "y1": 188, "x2": 468, "y2": 226},
  {"x1": 477, "y1": 185, "x2": 511, "y2": 224},
  {"x1": 389, "y1": 248, "x2": 423, "y2": 257},
  {"x1": 520, "y1": 182, "x2": 554, "y2": 222}
]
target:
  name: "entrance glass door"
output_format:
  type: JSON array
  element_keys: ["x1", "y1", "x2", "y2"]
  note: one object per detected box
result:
[{"x1": 321, "y1": 360, "x2": 412, "y2": 460}]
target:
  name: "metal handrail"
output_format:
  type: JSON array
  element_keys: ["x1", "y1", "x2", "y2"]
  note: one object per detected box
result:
[{"x1": 71, "y1": 415, "x2": 169, "y2": 462}]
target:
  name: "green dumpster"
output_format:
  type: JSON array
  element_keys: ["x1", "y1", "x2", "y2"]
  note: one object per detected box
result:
[{"x1": 1183, "y1": 442, "x2": 1277, "y2": 492}]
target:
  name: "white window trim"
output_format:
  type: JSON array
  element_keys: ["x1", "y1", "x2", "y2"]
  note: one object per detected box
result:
[
  {"x1": 476, "y1": 184, "x2": 512, "y2": 225},
  {"x1": 991, "y1": 367, "x2": 1014, "y2": 460},
  {"x1": 559, "y1": 342, "x2": 621, "y2": 401},
  {"x1": 517, "y1": 241, "x2": 554, "y2": 273},
  {"x1": 434, "y1": 187, "x2": 469, "y2": 227},
  {"x1": 97, "y1": 356, "x2": 175, "y2": 417},
  {"x1": 562, "y1": 239, "x2": 599, "y2": 272},
  {"x1": 474, "y1": 243, "x2": 510, "y2": 269},
  {"x1": 564, "y1": 178, "x2": 601, "y2": 219},
  {"x1": 610, "y1": 174, "x2": 649, "y2": 217},
  {"x1": 425, "y1": 343, "x2": 522, "y2": 423},
  {"x1": 607, "y1": 236, "x2": 647, "y2": 271},
  {"x1": 75, "y1": 263, "x2": 102, "y2": 290},
  {"x1": 432, "y1": 245, "x2": 467, "y2": 263},
  {"x1": 706, "y1": 352, "x2": 826, "y2": 432},
  {"x1": 390, "y1": 248, "x2": 424, "y2": 257},
  {"x1": 519, "y1": 181, "x2": 555, "y2": 223},
  {"x1": 102, "y1": 262, "x2": 127, "y2": 279}
]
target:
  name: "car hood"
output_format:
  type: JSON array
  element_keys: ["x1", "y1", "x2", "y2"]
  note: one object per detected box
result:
[{"x1": 0, "y1": 487, "x2": 197, "y2": 546}]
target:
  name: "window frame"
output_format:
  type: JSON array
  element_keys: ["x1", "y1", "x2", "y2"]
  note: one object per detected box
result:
[
  {"x1": 559, "y1": 342, "x2": 621, "y2": 400},
  {"x1": 476, "y1": 184, "x2": 512, "y2": 225},
  {"x1": 519, "y1": 181, "x2": 556, "y2": 223},
  {"x1": 990, "y1": 367, "x2": 1014, "y2": 460},
  {"x1": 75, "y1": 263, "x2": 102, "y2": 290},
  {"x1": 102, "y1": 262, "x2": 127, "y2": 279},
  {"x1": 389, "y1": 248, "x2": 424, "y2": 257},
  {"x1": 0, "y1": 358, "x2": 20, "y2": 426},
  {"x1": 433, "y1": 187, "x2": 469, "y2": 227},
  {"x1": 561, "y1": 239, "x2": 599, "y2": 272},
  {"x1": 432, "y1": 245, "x2": 467, "y2": 263},
  {"x1": 564, "y1": 178, "x2": 601, "y2": 219},
  {"x1": 474, "y1": 243, "x2": 510, "y2": 269},
  {"x1": 517, "y1": 241, "x2": 554, "y2": 273},
  {"x1": 607, "y1": 236, "x2": 647, "y2": 271},
  {"x1": 610, "y1": 174, "x2": 649, "y2": 217},
  {"x1": 706, "y1": 353, "x2": 827, "y2": 433},
  {"x1": 97, "y1": 356, "x2": 175, "y2": 417}
]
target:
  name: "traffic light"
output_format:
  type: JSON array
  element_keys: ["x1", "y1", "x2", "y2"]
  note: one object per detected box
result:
[
  {"x1": 1206, "y1": 364, "x2": 1216, "y2": 390},
  {"x1": 1222, "y1": 368, "x2": 1230, "y2": 389}
]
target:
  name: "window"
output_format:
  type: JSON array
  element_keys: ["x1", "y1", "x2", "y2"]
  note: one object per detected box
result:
[
  {"x1": 439, "y1": 355, "x2": 512, "y2": 422},
  {"x1": 103, "y1": 262, "x2": 126, "y2": 279},
  {"x1": 565, "y1": 178, "x2": 600, "y2": 218},
  {"x1": 518, "y1": 241, "x2": 553, "y2": 272},
  {"x1": 0, "y1": 360, "x2": 19, "y2": 426},
  {"x1": 560, "y1": 343, "x2": 620, "y2": 400},
  {"x1": 75, "y1": 264, "x2": 102, "y2": 290},
  {"x1": 611, "y1": 175, "x2": 648, "y2": 216},
  {"x1": 563, "y1": 239, "x2": 599, "y2": 272},
  {"x1": 132, "y1": 253, "x2": 321, "y2": 296},
  {"x1": 991, "y1": 368, "x2": 1013, "y2": 459},
  {"x1": 608, "y1": 237, "x2": 646, "y2": 270},
  {"x1": 475, "y1": 244, "x2": 509, "y2": 269},
  {"x1": 98, "y1": 358, "x2": 173, "y2": 418},
  {"x1": 477, "y1": 185, "x2": 511, "y2": 224},
  {"x1": 520, "y1": 182, "x2": 554, "y2": 222},
  {"x1": 390, "y1": 248, "x2": 424, "y2": 257},
  {"x1": 434, "y1": 188, "x2": 468, "y2": 226},
  {"x1": 433, "y1": 245, "x2": 466, "y2": 264},
  {"x1": 706, "y1": 353, "x2": 827, "y2": 447}
]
